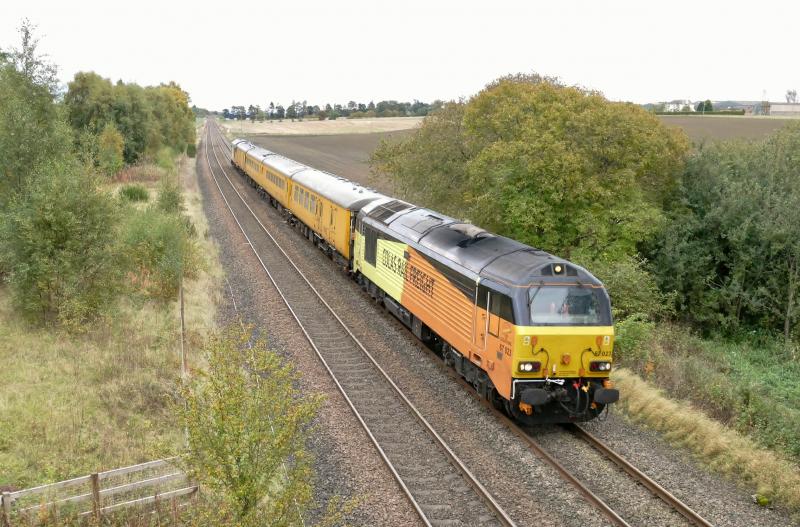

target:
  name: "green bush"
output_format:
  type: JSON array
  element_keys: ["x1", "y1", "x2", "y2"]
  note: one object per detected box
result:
[
  {"x1": 120, "y1": 206, "x2": 197, "y2": 299},
  {"x1": 614, "y1": 314, "x2": 655, "y2": 369},
  {"x1": 585, "y1": 255, "x2": 675, "y2": 321},
  {"x1": 155, "y1": 146, "x2": 176, "y2": 173},
  {"x1": 177, "y1": 327, "x2": 323, "y2": 526},
  {"x1": 119, "y1": 183, "x2": 149, "y2": 202},
  {"x1": 651, "y1": 124, "x2": 800, "y2": 339},
  {"x1": 186, "y1": 142, "x2": 197, "y2": 158},
  {"x1": 97, "y1": 122, "x2": 125, "y2": 177},
  {"x1": 0, "y1": 161, "x2": 122, "y2": 328},
  {"x1": 157, "y1": 177, "x2": 184, "y2": 214}
]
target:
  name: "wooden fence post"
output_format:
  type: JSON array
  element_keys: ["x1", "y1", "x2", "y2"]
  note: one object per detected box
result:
[
  {"x1": 90, "y1": 473, "x2": 101, "y2": 523},
  {"x1": 2, "y1": 492, "x2": 11, "y2": 527}
]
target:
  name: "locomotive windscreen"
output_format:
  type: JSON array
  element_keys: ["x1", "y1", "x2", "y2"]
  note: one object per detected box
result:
[{"x1": 528, "y1": 286, "x2": 611, "y2": 326}]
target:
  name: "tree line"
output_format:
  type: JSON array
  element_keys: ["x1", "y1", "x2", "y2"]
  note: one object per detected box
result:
[
  {"x1": 222, "y1": 99, "x2": 443, "y2": 121},
  {"x1": 0, "y1": 21, "x2": 198, "y2": 328}
]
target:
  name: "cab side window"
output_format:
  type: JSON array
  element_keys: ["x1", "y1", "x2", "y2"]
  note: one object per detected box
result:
[
  {"x1": 487, "y1": 290, "x2": 514, "y2": 337},
  {"x1": 364, "y1": 225, "x2": 378, "y2": 265}
]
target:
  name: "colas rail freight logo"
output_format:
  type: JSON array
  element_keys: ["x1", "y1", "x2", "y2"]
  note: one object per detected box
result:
[{"x1": 381, "y1": 248, "x2": 435, "y2": 298}]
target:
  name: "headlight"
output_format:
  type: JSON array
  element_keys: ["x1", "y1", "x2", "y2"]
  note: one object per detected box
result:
[
  {"x1": 589, "y1": 361, "x2": 612, "y2": 372},
  {"x1": 518, "y1": 361, "x2": 541, "y2": 373}
]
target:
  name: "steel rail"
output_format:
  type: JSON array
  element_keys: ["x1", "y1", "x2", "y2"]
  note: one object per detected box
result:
[
  {"x1": 203, "y1": 121, "x2": 517, "y2": 527},
  {"x1": 565, "y1": 424, "x2": 714, "y2": 527}
]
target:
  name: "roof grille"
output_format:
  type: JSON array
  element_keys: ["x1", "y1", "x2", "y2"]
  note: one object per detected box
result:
[{"x1": 369, "y1": 200, "x2": 411, "y2": 223}]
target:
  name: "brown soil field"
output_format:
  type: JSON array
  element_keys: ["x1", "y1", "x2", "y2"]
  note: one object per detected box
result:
[
  {"x1": 244, "y1": 131, "x2": 410, "y2": 195},
  {"x1": 221, "y1": 116, "x2": 423, "y2": 136},
  {"x1": 657, "y1": 115, "x2": 795, "y2": 142}
]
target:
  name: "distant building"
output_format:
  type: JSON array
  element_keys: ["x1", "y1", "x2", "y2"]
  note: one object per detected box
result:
[
  {"x1": 662, "y1": 99, "x2": 695, "y2": 112},
  {"x1": 767, "y1": 103, "x2": 800, "y2": 116}
]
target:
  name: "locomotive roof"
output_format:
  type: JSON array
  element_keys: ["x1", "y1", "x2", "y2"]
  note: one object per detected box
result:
[{"x1": 361, "y1": 200, "x2": 601, "y2": 288}]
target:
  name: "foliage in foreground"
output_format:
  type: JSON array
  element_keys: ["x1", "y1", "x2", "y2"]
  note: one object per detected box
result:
[
  {"x1": 176, "y1": 327, "x2": 324, "y2": 526},
  {"x1": 0, "y1": 22, "x2": 69, "y2": 204}
]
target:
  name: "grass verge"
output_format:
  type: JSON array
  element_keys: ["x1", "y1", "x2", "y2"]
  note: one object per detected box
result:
[
  {"x1": 0, "y1": 154, "x2": 222, "y2": 490},
  {"x1": 613, "y1": 368, "x2": 800, "y2": 515}
]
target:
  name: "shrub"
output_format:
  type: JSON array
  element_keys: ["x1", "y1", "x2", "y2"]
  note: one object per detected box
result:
[
  {"x1": 613, "y1": 314, "x2": 655, "y2": 369},
  {"x1": 186, "y1": 142, "x2": 197, "y2": 158},
  {"x1": 119, "y1": 183, "x2": 149, "y2": 202},
  {"x1": 586, "y1": 254, "x2": 675, "y2": 321},
  {"x1": 157, "y1": 177, "x2": 184, "y2": 214},
  {"x1": 0, "y1": 161, "x2": 122, "y2": 328},
  {"x1": 177, "y1": 327, "x2": 323, "y2": 526},
  {"x1": 120, "y1": 207, "x2": 197, "y2": 299},
  {"x1": 97, "y1": 122, "x2": 124, "y2": 177},
  {"x1": 155, "y1": 146, "x2": 176, "y2": 173}
]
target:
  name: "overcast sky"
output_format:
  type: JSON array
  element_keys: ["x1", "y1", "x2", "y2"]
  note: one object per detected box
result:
[{"x1": 2, "y1": 0, "x2": 797, "y2": 110}]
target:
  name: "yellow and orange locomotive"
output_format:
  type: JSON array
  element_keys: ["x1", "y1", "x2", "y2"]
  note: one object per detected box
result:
[{"x1": 232, "y1": 138, "x2": 618, "y2": 423}]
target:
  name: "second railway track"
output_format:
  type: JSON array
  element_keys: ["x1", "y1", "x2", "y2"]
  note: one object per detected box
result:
[{"x1": 203, "y1": 123, "x2": 515, "y2": 527}]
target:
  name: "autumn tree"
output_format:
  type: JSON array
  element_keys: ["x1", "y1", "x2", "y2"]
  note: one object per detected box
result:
[{"x1": 371, "y1": 76, "x2": 689, "y2": 264}]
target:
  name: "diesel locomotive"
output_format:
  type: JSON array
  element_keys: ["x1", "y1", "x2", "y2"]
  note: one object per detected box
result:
[{"x1": 231, "y1": 137, "x2": 619, "y2": 423}]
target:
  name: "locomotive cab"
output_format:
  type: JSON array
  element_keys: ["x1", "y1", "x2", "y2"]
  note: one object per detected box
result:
[{"x1": 505, "y1": 264, "x2": 618, "y2": 423}]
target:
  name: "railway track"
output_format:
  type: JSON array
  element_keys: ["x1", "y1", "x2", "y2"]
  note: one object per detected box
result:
[
  {"x1": 202, "y1": 122, "x2": 516, "y2": 527},
  {"x1": 204, "y1": 120, "x2": 714, "y2": 527},
  {"x1": 562, "y1": 424, "x2": 714, "y2": 527}
]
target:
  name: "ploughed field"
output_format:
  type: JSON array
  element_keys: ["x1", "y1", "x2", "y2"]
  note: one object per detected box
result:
[
  {"x1": 243, "y1": 130, "x2": 411, "y2": 195},
  {"x1": 657, "y1": 115, "x2": 795, "y2": 142}
]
